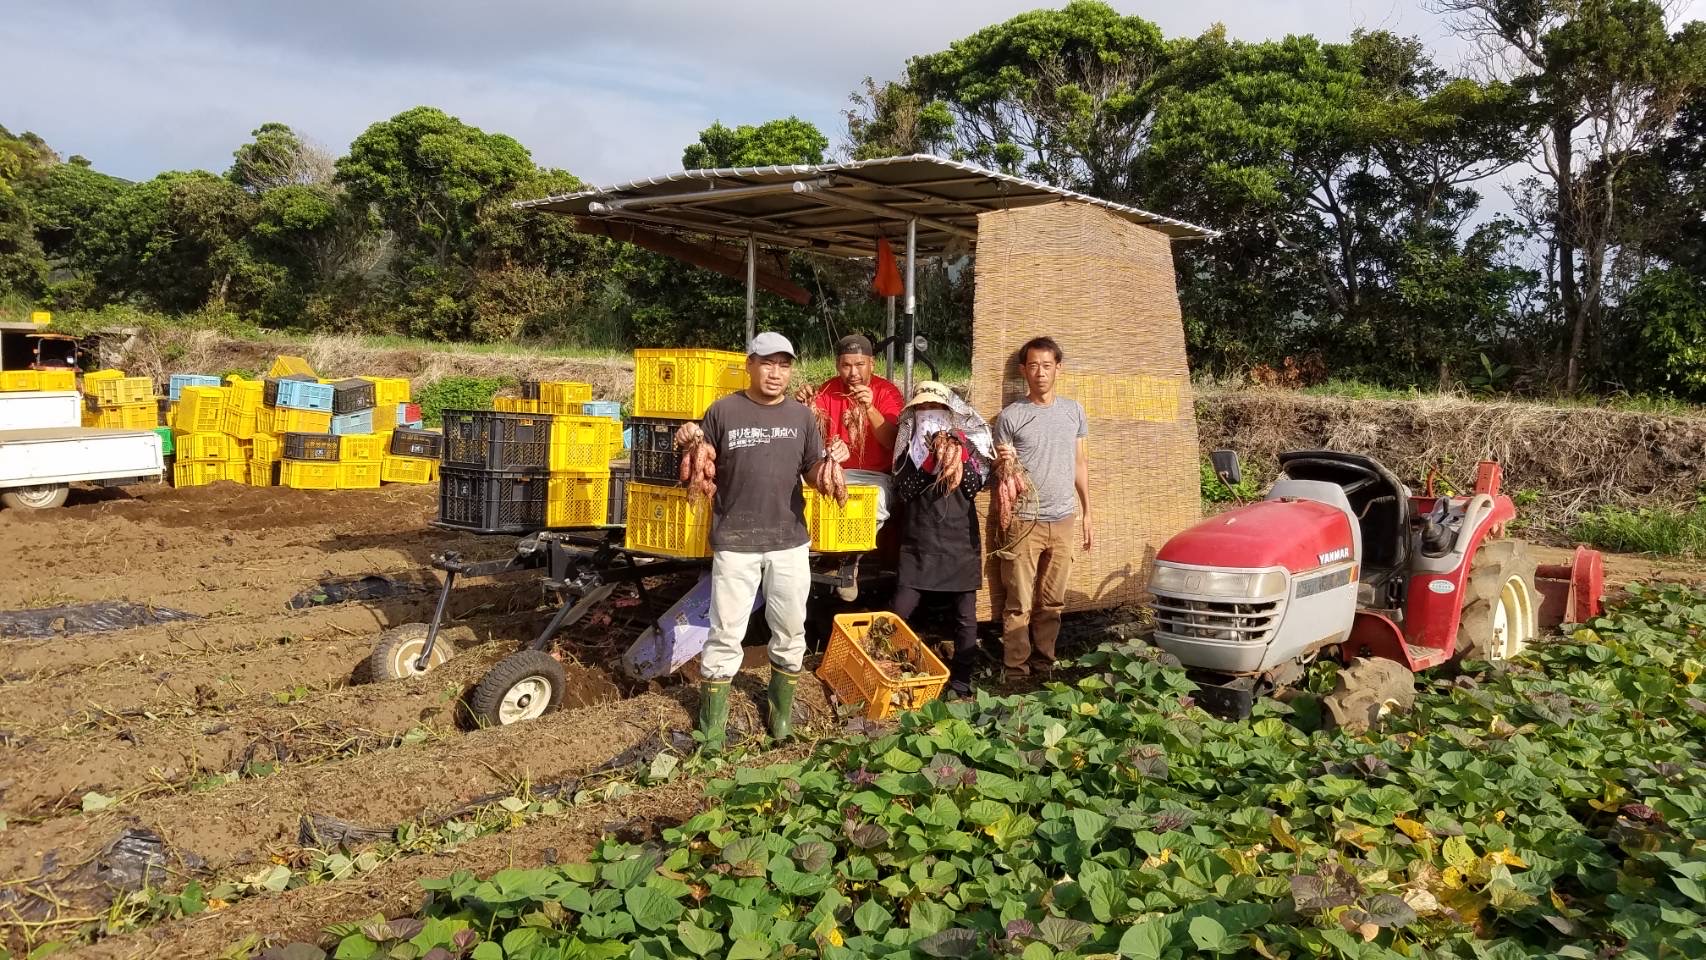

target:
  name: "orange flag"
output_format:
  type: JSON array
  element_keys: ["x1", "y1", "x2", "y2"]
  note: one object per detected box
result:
[{"x1": 873, "y1": 237, "x2": 904, "y2": 298}]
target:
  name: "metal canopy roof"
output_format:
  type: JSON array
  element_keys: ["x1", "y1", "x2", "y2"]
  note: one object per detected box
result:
[{"x1": 514, "y1": 154, "x2": 1217, "y2": 258}]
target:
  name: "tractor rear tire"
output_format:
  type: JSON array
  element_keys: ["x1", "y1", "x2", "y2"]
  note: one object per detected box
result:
[
  {"x1": 366, "y1": 623, "x2": 456, "y2": 681},
  {"x1": 1456, "y1": 539, "x2": 1538, "y2": 662},
  {"x1": 1322, "y1": 657, "x2": 1416, "y2": 735}
]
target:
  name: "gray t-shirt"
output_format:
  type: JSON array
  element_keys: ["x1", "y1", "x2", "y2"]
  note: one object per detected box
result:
[
  {"x1": 700, "y1": 392, "x2": 824, "y2": 553},
  {"x1": 994, "y1": 396, "x2": 1088, "y2": 522}
]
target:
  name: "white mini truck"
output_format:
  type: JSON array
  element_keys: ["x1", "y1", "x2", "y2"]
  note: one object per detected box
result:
[{"x1": 0, "y1": 391, "x2": 163, "y2": 510}]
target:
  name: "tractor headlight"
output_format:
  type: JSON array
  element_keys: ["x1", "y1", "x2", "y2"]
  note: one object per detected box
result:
[{"x1": 1149, "y1": 565, "x2": 1288, "y2": 600}]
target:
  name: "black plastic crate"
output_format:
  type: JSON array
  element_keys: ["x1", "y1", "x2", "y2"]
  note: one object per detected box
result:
[
  {"x1": 438, "y1": 467, "x2": 547, "y2": 533},
  {"x1": 264, "y1": 374, "x2": 318, "y2": 406},
  {"x1": 441, "y1": 409, "x2": 552, "y2": 471},
  {"x1": 520, "y1": 378, "x2": 541, "y2": 400},
  {"x1": 628, "y1": 416, "x2": 690, "y2": 484},
  {"x1": 282, "y1": 432, "x2": 341, "y2": 461},
  {"x1": 330, "y1": 377, "x2": 377, "y2": 414},
  {"x1": 608, "y1": 463, "x2": 630, "y2": 527},
  {"x1": 390, "y1": 427, "x2": 444, "y2": 459}
]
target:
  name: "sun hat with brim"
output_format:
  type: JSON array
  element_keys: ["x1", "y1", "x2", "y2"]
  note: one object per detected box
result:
[{"x1": 904, "y1": 380, "x2": 955, "y2": 409}]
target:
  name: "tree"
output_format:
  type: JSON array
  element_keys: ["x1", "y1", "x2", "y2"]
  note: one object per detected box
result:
[
  {"x1": 841, "y1": 77, "x2": 954, "y2": 160},
  {"x1": 336, "y1": 107, "x2": 533, "y2": 268},
  {"x1": 0, "y1": 126, "x2": 58, "y2": 298},
  {"x1": 680, "y1": 117, "x2": 828, "y2": 168},
  {"x1": 76, "y1": 171, "x2": 260, "y2": 312},
  {"x1": 903, "y1": 0, "x2": 1169, "y2": 197},
  {"x1": 16, "y1": 161, "x2": 127, "y2": 264},
  {"x1": 229, "y1": 122, "x2": 335, "y2": 193},
  {"x1": 1432, "y1": 0, "x2": 1706, "y2": 390}
]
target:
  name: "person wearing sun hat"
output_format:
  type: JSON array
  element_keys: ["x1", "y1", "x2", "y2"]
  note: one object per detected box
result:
[
  {"x1": 673, "y1": 331, "x2": 837, "y2": 748},
  {"x1": 888, "y1": 380, "x2": 995, "y2": 697}
]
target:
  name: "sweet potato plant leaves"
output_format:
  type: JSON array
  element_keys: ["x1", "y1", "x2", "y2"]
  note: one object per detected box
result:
[{"x1": 317, "y1": 583, "x2": 1706, "y2": 960}]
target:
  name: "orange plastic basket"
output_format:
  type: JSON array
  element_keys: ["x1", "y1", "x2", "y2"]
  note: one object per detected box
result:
[{"x1": 815, "y1": 613, "x2": 949, "y2": 720}]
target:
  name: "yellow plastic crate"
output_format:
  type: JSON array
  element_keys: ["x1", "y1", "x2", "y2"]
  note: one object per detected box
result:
[
  {"x1": 624, "y1": 482, "x2": 711, "y2": 558},
  {"x1": 803, "y1": 484, "x2": 880, "y2": 553},
  {"x1": 251, "y1": 432, "x2": 279, "y2": 463},
  {"x1": 380, "y1": 454, "x2": 438, "y2": 484},
  {"x1": 246, "y1": 459, "x2": 278, "y2": 486},
  {"x1": 816, "y1": 613, "x2": 949, "y2": 721},
  {"x1": 227, "y1": 379, "x2": 263, "y2": 415},
  {"x1": 224, "y1": 408, "x2": 260, "y2": 439},
  {"x1": 84, "y1": 369, "x2": 123, "y2": 384},
  {"x1": 548, "y1": 415, "x2": 624, "y2": 473},
  {"x1": 1, "y1": 370, "x2": 41, "y2": 391},
  {"x1": 632, "y1": 349, "x2": 748, "y2": 419},
  {"x1": 88, "y1": 402, "x2": 158, "y2": 429},
  {"x1": 173, "y1": 431, "x2": 235, "y2": 461},
  {"x1": 538, "y1": 381, "x2": 593, "y2": 407},
  {"x1": 221, "y1": 459, "x2": 250, "y2": 484},
  {"x1": 270, "y1": 407, "x2": 333, "y2": 433},
  {"x1": 176, "y1": 386, "x2": 227, "y2": 432},
  {"x1": 39, "y1": 369, "x2": 76, "y2": 391},
  {"x1": 268, "y1": 355, "x2": 316, "y2": 378},
  {"x1": 361, "y1": 376, "x2": 411, "y2": 408},
  {"x1": 173, "y1": 460, "x2": 225, "y2": 487},
  {"x1": 493, "y1": 397, "x2": 540, "y2": 413},
  {"x1": 338, "y1": 460, "x2": 382, "y2": 489},
  {"x1": 339, "y1": 432, "x2": 387, "y2": 463},
  {"x1": 546, "y1": 471, "x2": 610, "y2": 528},
  {"x1": 280, "y1": 460, "x2": 339, "y2": 490}
]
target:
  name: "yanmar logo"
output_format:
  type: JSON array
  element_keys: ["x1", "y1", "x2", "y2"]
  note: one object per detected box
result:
[{"x1": 1317, "y1": 547, "x2": 1351, "y2": 565}]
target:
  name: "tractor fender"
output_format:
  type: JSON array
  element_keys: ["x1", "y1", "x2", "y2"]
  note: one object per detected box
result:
[{"x1": 1401, "y1": 493, "x2": 1517, "y2": 659}]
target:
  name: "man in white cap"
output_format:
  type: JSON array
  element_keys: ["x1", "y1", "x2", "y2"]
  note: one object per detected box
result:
[{"x1": 674, "y1": 331, "x2": 836, "y2": 749}]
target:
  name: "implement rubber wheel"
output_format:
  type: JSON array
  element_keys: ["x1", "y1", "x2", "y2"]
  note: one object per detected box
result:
[
  {"x1": 367, "y1": 623, "x2": 456, "y2": 681},
  {"x1": 470, "y1": 650, "x2": 565, "y2": 727},
  {"x1": 1456, "y1": 539, "x2": 1538, "y2": 662},
  {"x1": 1322, "y1": 658, "x2": 1416, "y2": 735},
  {"x1": 1, "y1": 484, "x2": 69, "y2": 510}
]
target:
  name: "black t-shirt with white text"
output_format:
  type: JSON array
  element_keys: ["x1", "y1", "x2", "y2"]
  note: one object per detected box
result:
[{"x1": 700, "y1": 391, "x2": 824, "y2": 552}]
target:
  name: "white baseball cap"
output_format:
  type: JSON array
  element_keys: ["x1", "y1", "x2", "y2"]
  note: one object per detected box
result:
[{"x1": 746, "y1": 331, "x2": 796, "y2": 358}]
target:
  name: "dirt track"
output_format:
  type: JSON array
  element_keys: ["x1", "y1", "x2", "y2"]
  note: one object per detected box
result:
[{"x1": 2, "y1": 481, "x2": 1700, "y2": 958}]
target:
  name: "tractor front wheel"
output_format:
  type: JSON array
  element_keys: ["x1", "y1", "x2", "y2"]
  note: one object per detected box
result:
[
  {"x1": 469, "y1": 650, "x2": 565, "y2": 727},
  {"x1": 367, "y1": 623, "x2": 456, "y2": 681},
  {"x1": 1456, "y1": 539, "x2": 1538, "y2": 662},
  {"x1": 1322, "y1": 657, "x2": 1416, "y2": 734}
]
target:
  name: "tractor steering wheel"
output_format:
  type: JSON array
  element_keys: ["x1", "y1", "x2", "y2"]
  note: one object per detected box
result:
[{"x1": 870, "y1": 335, "x2": 938, "y2": 382}]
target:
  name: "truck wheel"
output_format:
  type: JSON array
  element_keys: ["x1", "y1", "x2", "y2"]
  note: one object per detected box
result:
[
  {"x1": 469, "y1": 650, "x2": 565, "y2": 727},
  {"x1": 1322, "y1": 657, "x2": 1415, "y2": 735},
  {"x1": 1, "y1": 484, "x2": 70, "y2": 510},
  {"x1": 1457, "y1": 539, "x2": 1538, "y2": 662},
  {"x1": 366, "y1": 623, "x2": 456, "y2": 681}
]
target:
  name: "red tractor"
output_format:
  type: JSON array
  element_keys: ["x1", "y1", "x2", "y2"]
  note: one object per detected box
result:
[{"x1": 1148, "y1": 450, "x2": 1605, "y2": 726}]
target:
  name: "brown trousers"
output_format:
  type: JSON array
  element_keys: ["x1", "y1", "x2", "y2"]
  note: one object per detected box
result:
[{"x1": 999, "y1": 517, "x2": 1076, "y2": 672}]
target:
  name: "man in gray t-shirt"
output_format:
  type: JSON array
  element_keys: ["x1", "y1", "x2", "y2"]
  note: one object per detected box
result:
[
  {"x1": 674, "y1": 332, "x2": 834, "y2": 750},
  {"x1": 993, "y1": 336, "x2": 1091, "y2": 675}
]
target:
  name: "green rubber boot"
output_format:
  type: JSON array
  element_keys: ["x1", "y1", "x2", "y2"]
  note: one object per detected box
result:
[
  {"x1": 768, "y1": 667, "x2": 800, "y2": 741},
  {"x1": 698, "y1": 679, "x2": 731, "y2": 751}
]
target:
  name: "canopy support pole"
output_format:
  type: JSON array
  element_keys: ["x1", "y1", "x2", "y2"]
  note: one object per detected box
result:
[
  {"x1": 745, "y1": 234, "x2": 756, "y2": 345},
  {"x1": 884, "y1": 295, "x2": 896, "y2": 381},
  {"x1": 903, "y1": 218, "x2": 916, "y2": 397}
]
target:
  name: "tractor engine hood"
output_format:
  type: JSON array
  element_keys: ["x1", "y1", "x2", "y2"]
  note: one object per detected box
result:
[{"x1": 1157, "y1": 499, "x2": 1354, "y2": 574}]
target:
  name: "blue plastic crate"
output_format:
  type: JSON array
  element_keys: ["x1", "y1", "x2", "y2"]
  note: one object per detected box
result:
[
  {"x1": 581, "y1": 400, "x2": 623, "y2": 421},
  {"x1": 275, "y1": 379, "x2": 335, "y2": 412},
  {"x1": 622, "y1": 426, "x2": 632, "y2": 450},
  {"x1": 168, "y1": 374, "x2": 221, "y2": 400},
  {"x1": 329, "y1": 409, "x2": 374, "y2": 435}
]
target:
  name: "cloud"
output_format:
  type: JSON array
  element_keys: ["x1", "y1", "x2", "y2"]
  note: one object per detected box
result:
[{"x1": 7, "y1": 0, "x2": 1699, "y2": 193}]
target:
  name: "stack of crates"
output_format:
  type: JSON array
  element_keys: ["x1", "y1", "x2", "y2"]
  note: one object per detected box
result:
[
  {"x1": 329, "y1": 377, "x2": 377, "y2": 436},
  {"x1": 336, "y1": 427, "x2": 385, "y2": 489},
  {"x1": 536, "y1": 381, "x2": 592, "y2": 415},
  {"x1": 435, "y1": 406, "x2": 617, "y2": 532},
  {"x1": 280, "y1": 430, "x2": 340, "y2": 490},
  {"x1": 384, "y1": 426, "x2": 442, "y2": 484},
  {"x1": 171, "y1": 385, "x2": 240, "y2": 486},
  {"x1": 82, "y1": 370, "x2": 158, "y2": 429},
  {"x1": 624, "y1": 349, "x2": 748, "y2": 558}
]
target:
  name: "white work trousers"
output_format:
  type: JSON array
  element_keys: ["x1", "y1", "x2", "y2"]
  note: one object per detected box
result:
[
  {"x1": 842, "y1": 469, "x2": 892, "y2": 526},
  {"x1": 701, "y1": 542, "x2": 811, "y2": 681}
]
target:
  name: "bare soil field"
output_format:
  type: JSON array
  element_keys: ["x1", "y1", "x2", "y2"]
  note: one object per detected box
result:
[{"x1": 1, "y1": 480, "x2": 1699, "y2": 958}]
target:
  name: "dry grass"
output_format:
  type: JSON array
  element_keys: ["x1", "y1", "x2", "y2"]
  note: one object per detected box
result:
[{"x1": 1197, "y1": 387, "x2": 1706, "y2": 530}]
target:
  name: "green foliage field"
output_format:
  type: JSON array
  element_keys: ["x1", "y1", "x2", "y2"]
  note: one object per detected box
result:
[{"x1": 238, "y1": 584, "x2": 1706, "y2": 960}]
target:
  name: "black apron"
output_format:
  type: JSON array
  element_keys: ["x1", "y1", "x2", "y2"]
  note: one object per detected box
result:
[{"x1": 893, "y1": 455, "x2": 984, "y2": 593}]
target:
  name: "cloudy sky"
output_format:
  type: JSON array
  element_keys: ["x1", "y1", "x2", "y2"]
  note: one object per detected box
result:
[{"x1": 8, "y1": 0, "x2": 1701, "y2": 192}]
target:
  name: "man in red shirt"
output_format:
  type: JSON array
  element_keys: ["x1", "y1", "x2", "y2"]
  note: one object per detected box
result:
[{"x1": 796, "y1": 334, "x2": 904, "y2": 528}]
